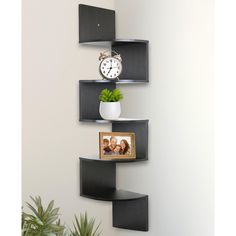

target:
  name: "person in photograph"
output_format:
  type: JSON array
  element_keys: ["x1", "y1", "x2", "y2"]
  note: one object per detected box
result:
[
  {"x1": 103, "y1": 136, "x2": 117, "y2": 155},
  {"x1": 109, "y1": 136, "x2": 117, "y2": 152},
  {"x1": 103, "y1": 138, "x2": 109, "y2": 149},
  {"x1": 120, "y1": 139, "x2": 131, "y2": 155},
  {"x1": 112, "y1": 145, "x2": 121, "y2": 155},
  {"x1": 103, "y1": 138, "x2": 111, "y2": 154}
]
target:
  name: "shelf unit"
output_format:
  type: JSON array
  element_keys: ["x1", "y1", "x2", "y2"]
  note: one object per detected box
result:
[
  {"x1": 112, "y1": 40, "x2": 149, "y2": 82},
  {"x1": 80, "y1": 155, "x2": 148, "y2": 163},
  {"x1": 79, "y1": 79, "x2": 147, "y2": 84},
  {"x1": 79, "y1": 80, "x2": 149, "y2": 121},
  {"x1": 80, "y1": 157, "x2": 148, "y2": 231},
  {"x1": 78, "y1": 4, "x2": 149, "y2": 232},
  {"x1": 79, "y1": 39, "x2": 149, "y2": 82},
  {"x1": 79, "y1": 4, "x2": 115, "y2": 43}
]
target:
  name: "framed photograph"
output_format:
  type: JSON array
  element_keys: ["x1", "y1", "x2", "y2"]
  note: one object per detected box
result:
[{"x1": 99, "y1": 132, "x2": 136, "y2": 160}]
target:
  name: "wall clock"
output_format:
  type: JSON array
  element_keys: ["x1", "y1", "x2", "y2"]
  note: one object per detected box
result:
[{"x1": 99, "y1": 50, "x2": 122, "y2": 80}]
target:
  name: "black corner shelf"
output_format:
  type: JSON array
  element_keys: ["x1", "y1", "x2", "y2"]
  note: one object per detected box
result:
[
  {"x1": 79, "y1": 80, "x2": 148, "y2": 121},
  {"x1": 112, "y1": 120, "x2": 149, "y2": 160},
  {"x1": 80, "y1": 155, "x2": 148, "y2": 163},
  {"x1": 79, "y1": 79, "x2": 147, "y2": 84},
  {"x1": 78, "y1": 39, "x2": 149, "y2": 82},
  {"x1": 80, "y1": 158, "x2": 149, "y2": 231},
  {"x1": 112, "y1": 40, "x2": 149, "y2": 82},
  {"x1": 81, "y1": 189, "x2": 147, "y2": 201},
  {"x1": 79, "y1": 39, "x2": 148, "y2": 45},
  {"x1": 79, "y1": 80, "x2": 115, "y2": 121},
  {"x1": 79, "y1": 4, "x2": 115, "y2": 43},
  {"x1": 78, "y1": 118, "x2": 149, "y2": 161},
  {"x1": 78, "y1": 4, "x2": 149, "y2": 232},
  {"x1": 79, "y1": 117, "x2": 149, "y2": 123},
  {"x1": 78, "y1": 40, "x2": 149, "y2": 82},
  {"x1": 79, "y1": 118, "x2": 149, "y2": 127}
]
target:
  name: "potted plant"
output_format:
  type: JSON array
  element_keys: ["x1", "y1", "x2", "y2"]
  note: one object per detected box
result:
[
  {"x1": 99, "y1": 88, "x2": 123, "y2": 120},
  {"x1": 22, "y1": 196, "x2": 102, "y2": 236},
  {"x1": 21, "y1": 196, "x2": 65, "y2": 236}
]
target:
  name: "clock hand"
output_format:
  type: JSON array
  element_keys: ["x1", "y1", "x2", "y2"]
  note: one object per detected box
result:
[{"x1": 107, "y1": 67, "x2": 112, "y2": 75}]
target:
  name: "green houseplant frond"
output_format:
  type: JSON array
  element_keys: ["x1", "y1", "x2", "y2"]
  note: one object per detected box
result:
[
  {"x1": 22, "y1": 196, "x2": 65, "y2": 236},
  {"x1": 99, "y1": 88, "x2": 123, "y2": 102},
  {"x1": 110, "y1": 88, "x2": 123, "y2": 102},
  {"x1": 69, "y1": 212, "x2": 101, "y2": 236}
]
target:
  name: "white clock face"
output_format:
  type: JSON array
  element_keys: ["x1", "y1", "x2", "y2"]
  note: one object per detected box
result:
[{"x1": 100, "y1": 57, "x2": 122, "y2": 80}]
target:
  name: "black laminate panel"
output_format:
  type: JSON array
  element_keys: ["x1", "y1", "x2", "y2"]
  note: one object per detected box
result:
[
  {"x1": 79, "y1": 156, "x2": 148, "y2": 163},
  {"x1": 79, "y1": 81, "x2": 116, "y2": 120},
  {"x1": 81, "y1": 189, "x2": 146, "y2": 201},
  {"x1": 80, "y1": 159, "x2": 116, "y2": 196},
  {"x1": 113, "y1": 196, "x2": 149, "y2": 231},
  {"x1": 79, "y1": 4, "x2": 115, "y2": 42},
  {"x1": 112, "y1": 121, "x2": 148, "y2": 160},
  {"x1": 112, "y1": 41, "x2": 149, "y2": 82}
]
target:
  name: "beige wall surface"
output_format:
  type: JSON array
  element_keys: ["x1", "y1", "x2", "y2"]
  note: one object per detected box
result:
[
  {"x1": 22, "y1": 0, "x2": 214, "y2": 236},
  {"x1": 22, "y1": 1, "x2": 115, "y2": 235},
  {"x1": 115, "y1": 0, "x2": 214, "y2": 236}
]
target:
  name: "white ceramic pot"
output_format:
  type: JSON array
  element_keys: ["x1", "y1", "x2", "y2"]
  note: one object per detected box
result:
[{"x1": 99, "y1": 101, "x2": 121, "y2": 120}]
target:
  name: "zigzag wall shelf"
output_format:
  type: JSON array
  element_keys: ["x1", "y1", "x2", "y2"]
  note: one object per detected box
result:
[{"x1": 78, "y1": 4, "x2": 149, "y2": 231}]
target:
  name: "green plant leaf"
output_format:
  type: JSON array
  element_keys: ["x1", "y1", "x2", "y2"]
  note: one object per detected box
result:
[
  {"x1": 69, "y1": 212, "x2": 102, "y2": 236},
  {"x1": 22, "y1": 196, "x2": 65, "y2": 236},
  {"x1": 99, "y1": 88, "x2": 123, "y2": 102}
]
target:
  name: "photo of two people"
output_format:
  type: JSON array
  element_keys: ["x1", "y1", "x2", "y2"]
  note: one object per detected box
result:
[{"x1": 99, "y1": 132, "x2": 136, "y2": 160}]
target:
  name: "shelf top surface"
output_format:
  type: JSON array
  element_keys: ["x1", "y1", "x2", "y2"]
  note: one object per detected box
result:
[
  {"x1": 79, "y1": 79, "x2": 149, "y2": 84},
  {"x1": 81, "y1": 189, "x2": 147, "y2": 201},
  {"x1": 79, "y1": 79, "x2": 148, "y2": 84},
  {"x1": 79, "y1": 3, "x2": 115, "y2": 11},
  {"x1": 79, "y1": 118, "x2": 149, "y2": 124},
  {"x1": 79, "y1": 39, "x2": 149, "y2": 45},
  {"x1": 112, "y1": 39, "x2": 149, "y2": 43},
  {"x1": 79, "y1": 155, "x2": 148, "y2": 163}
]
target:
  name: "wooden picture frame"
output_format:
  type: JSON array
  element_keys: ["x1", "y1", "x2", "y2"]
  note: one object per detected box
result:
[{"x1": 99, "y1": 132, "x2": 136, "y2": 160}]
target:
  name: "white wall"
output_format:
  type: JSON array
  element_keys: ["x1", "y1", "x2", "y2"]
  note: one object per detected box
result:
[
  {"x1": 22, "y1": 0, "x2": 214, "y2": 236},
  {"x1": 22, "y1": 1, "x2": 115, "y2": 235},
  {"x1": 115, "y1": 0, "x2": 214, "y2": 236}
]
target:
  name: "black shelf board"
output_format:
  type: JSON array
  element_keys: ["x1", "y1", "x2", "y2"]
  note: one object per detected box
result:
[
  {"x1": 80, "y1": 156, "x2": 148, "y2": 163},
  {"x1": 79, "y1": 4, "x2": 115, "y2": 43},
  {"x1": 79, "y1": 39, "x2": 149, "y2": 44},
  {"x1": 81, "y1": 189, "x2": 147, "y2": 201},
  {"x1": 112, "y1": 40, "x2": 149, "y2": 82},
  {"x1": 79, "y1": 81, "x2": 116, "y2": 120},
  {"x1": 113, "y1": 39, "x2": 149, "y2": 43},
  {"x1": 79, "y1": 118, "x2": 149, "y2": 124},
  {"x1": 79, "y1": 79, "x2": 148, "y2": 84},
  {"x1": 113, "y1": 196, "x2": 149, "y2": 231}
]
